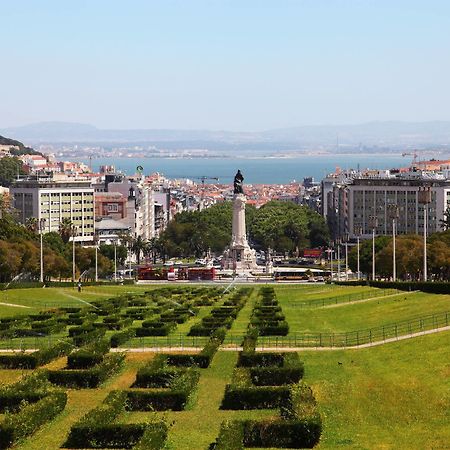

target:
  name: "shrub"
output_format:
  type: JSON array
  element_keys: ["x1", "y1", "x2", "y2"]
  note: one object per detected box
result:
[
  {"x1": 221, "y1": 385, "x2": 291, "y2": 409},
  {"x1": 72, "y1": 328, "x2": 106, "y2": 347},
  {"x1": 47, "y1": 353, "x2": 124, "y2": 388},
  {"x1": 67, "y1": 339, "x2": 110, "y2": 369},
  {"x1": 0, "y1": 391, "x2": 67, "y2": 449},
  {"x1": 65, "y1": 390, "x2": 167, "y2": 449},
  {"x1": 0, "y1": 341, "x2": 73, "y2": 369},
  {"x1": 110, "y1": 328, "x2": 136, "y2": 348},
  {"x1": 242, "y1": 418, "x2": 322, "y2": 448}
]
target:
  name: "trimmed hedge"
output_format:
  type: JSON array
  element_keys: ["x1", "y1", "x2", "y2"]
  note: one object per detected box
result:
[
  {"x1": 211, "y1": 418, "x2": 321, "y2": 449},
  {"x1": 0, "y1": 341, "x2": 73, "y2": 369},
  {"x1": 0, "y1": 372, "x2": 50, "y2": 413},
  {"x1": 221, "y1": 385, "x2": 291, "y2": 409},
  {"x1": 110, "y1": 328, "x2": 136, "y2": 348},
  {"x1": 47, "y1": 353, "x2": 124, "y2": 388},
  {"x1": 65, "y1": 390, "x2": 167, "y2": 449},
  {"x1": 249, "y1": 287, "x2": 289, "y2": 336},
  {"x1": 0, "y1": 391, "x2": 67, "y2": 449},
  {"x1": 67, "y1": 339, "x2": 110, "y2": 369},
  {"x1": 167, "y1": 327, "x2": 226, "y2": 368}
]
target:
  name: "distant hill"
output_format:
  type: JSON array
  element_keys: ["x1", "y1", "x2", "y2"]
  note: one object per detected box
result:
[
  {"x1": 0, "y1": 135, "x2": 42, "y2": 156},
  {"x1": 3, "y1": 121, "x2": 450, "y2": 150}
]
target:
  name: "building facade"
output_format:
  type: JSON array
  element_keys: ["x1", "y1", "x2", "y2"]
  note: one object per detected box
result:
[
  {"x1": 347, "y1": 177, "x2": 450, "y2": 239},
  {"x1": 11, "y1": 175, "x2": 95, "y2": 243}
]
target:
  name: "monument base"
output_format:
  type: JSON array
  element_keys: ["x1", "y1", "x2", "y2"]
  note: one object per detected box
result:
[
  {"x1": 222, "y1": 193, "x2": 258, "y2": 273},
  {"x1": 222, "y1": 244, "x2": 257, "y2": 272}
]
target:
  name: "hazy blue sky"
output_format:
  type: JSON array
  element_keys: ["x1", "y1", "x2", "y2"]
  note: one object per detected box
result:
[{"x1": 1, "y1": 0, "x2": 450, "y2": 130}]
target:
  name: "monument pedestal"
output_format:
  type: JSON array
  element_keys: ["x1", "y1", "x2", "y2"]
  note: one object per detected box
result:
[{"x1": 222, "y1": 193, "x2": 257, "y2": 272}]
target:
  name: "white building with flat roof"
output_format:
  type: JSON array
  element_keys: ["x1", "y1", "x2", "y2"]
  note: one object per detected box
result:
[
  {"x1": 347, "y1": 177, "x2": 450, "y2": 239},
  {"x1": 10, "y1": 175, "x2": 95, "y2": 243}
]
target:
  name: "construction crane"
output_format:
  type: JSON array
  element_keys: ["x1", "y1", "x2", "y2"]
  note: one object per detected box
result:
[{"x1": 402, "y1": 151, "x2": 419, "y2": 167}]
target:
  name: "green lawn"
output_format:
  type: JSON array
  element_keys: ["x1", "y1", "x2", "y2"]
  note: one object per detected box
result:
[
  {"x1": 302, "y1": 330, "x2": 450, "y2": 449},
  {"x1": 0, "y1": 285, "x2": 157, "y2": 316},
  {"x1": 274, "y1": 284, "x2": 378, "y2": 303},
  {"x1": 280, "y1": 291, "x2": 450, "y2": 334},
  {"x1": 0, "y1": 284, "x2": 449, "y2": 449}
]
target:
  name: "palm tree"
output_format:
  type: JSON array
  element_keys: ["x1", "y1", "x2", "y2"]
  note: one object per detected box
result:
[
  {"x1": 439, "y1": 206, "x2": 450, "y2": 231},
  {"x1": 131, "y1": 235, "x2": 148, "y2": 265},
  {"x1": 25, "y1": 217, "x2": 38, "y2": 233},
  {"x1": 59, "y1": 218, "x2": 74, "y2": 244}
]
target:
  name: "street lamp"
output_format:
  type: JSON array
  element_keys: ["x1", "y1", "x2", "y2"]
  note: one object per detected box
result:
[
  {"x1": 93, "y1": 233, "x2": 99, "y2": 283},
  {"x1": 344, "y1": 233, "x2": 349, "y2": 281},
  {"x1": 39, "y1": 218, "x2": 46, "y2": 283},
  {"x1": 114, "y1": 240, "x2": 117, "y2": 283},
  {"x1": 387, "y1": 204, "x2": 399, "y2": 281},
  {"x1": 336, "y1": 239, "x2": 341, "y2": 281},
  {"x1": 368, "y1": 215, "x2": 378, "y2": 280},
  {"x1": 325, "y1": 248, "x2": 334, "y2": 281},
  {"x1": 72, "y1": 226, "x2": 77, "y2": 283},
  {"x1": 418, "y1": 186, "x2": 432, "y2": 282},
  {"x1": 355, "y1": 226, "x2": 362, "y2": 280}
]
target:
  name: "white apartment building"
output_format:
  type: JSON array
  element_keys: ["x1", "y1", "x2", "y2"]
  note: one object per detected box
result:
[
  {"x1": 347, "y1": 177, "x2": 450, "y2": 239},
  {"x1": 10, "y1": 175, "x2": 95, "y2": 243}
]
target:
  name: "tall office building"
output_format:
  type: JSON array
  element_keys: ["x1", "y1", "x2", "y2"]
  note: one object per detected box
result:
[{"x1": 10, "y1": 174, "x2": 95, "y2": 243}]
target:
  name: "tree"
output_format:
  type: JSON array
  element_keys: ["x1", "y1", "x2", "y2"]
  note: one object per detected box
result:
[
  {"x1": 439, "y1": 206, "x2": 450, "y2": 231},
  {"x1": 0, "y1": 157, "x2": 25, "y2": 187},
  {"x1": 59, "y1": 218, "x2": 74, "y2": 244},
  {"x1": 348, "y1": 235, "x2": 390, "y2": 276},
  {"x1": 0, "y1": 241, "x2": 22, "y2": 282},
  {"x1": 130, "y1": 236, "x2": 148, "y2": 264},
  {"x1": 158, "y1": 200, "x2": 329, "y2": 258},
  {"x1": 99, "y1": 244, "x2": 127, "y2": 266},
  {"x1": 25, "y1": 217, "x2": 38, "y2": 233}
]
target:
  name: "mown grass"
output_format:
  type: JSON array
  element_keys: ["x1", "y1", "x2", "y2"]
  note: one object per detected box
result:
[
  {"x1": 15, "y1": 352, "x2": 154, "y2": 450},
  {"x1": 302, "y1": 330, "x2": 450, "y2": 449},
  {"x1": 0, "y1": 285, "x2": 158, "y2": 316},
  {"x1": 274, "y1": 284, "x2": 377, "y2": 303},
  {"x1": 280, "y1": 291, "x2": 450, "y2": 334},
  {"x1": 0, "y1": 284, "x2": 449, "y2": 449}
]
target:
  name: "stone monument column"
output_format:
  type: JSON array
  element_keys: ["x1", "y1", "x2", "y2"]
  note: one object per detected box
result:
[
  {"x1": 231, "y1": 194, "x2": 247, "y2": 247},
  {"x1": 222, "y1": 170, "x2": 257, "y2": 272}
]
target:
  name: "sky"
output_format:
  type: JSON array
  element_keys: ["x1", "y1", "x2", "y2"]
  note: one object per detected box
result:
[{"x1": 1, "y1": 0, "x2": 450, "y2": 131}]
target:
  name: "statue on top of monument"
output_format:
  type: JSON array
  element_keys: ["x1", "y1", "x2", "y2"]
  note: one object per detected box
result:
[{"x1": 233, "y1": 169, "x2": 244, "y2": 195}]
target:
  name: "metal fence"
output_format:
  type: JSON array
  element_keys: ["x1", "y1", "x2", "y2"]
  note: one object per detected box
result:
[
  {"x1": 285, "y1": 288, "x2": 400, "y2": 308},
  {"x1": 253, "y1": 311, "x2": 450, "y2": 348},
  {"x1": 1, "y1": 311, "x2": 448, "y2": 351}
]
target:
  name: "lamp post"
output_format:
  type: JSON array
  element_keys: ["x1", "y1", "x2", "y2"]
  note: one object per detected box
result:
[
  {"x1": 326, "y1": 248, "x2": 334, "y2": 281},
  {"x1": 114, "y1": 240, "x2": 117, "y2": 283},
  {"x1": 336, "y1": 239, "x2": 341, "y2": 281},
  {"x1": 344, "y1": 234, "x2": 349, "y2": 281},
  {"x1": 39, "y1": 218, "x2": 46, "y2": 283},
  {"x1": 355, "y1": 226, "x2": 362, "y2": 280},
  {"x1": 368, "y1": 215, "x2": 378, "y2": 280},
  {"x1": 387, "y1": 204, "x2": 399, "y2": 281},
  {"x1": 418, "y1": 186, "x2": 432, "y2": 282},
  {"x1": 93, "y1": 233, "x2": 99, "y2": 283},
  {"x1": 72, "y1": 226, "x2": 77, "y2": 283}
]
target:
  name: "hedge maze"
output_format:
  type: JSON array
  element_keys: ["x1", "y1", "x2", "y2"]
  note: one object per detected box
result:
[
  {"x1": 0, "y1": 285, "x2": 326, "y2": 448},
  {"x1": 0, "y1": 373, "x2": 67, "y2": 449},
  {"x1": 65, "y1": 390, "x2": 168, "y2": 449},
  {"x1": 215, "y1": 331, "x2": 322, "y2": 449},
  {"x1": 188, "y1": 287, "x2": 252, "y2": 336},
  {"x1": 249, "y1": 286, "x2": 289, "y2": 336}
]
